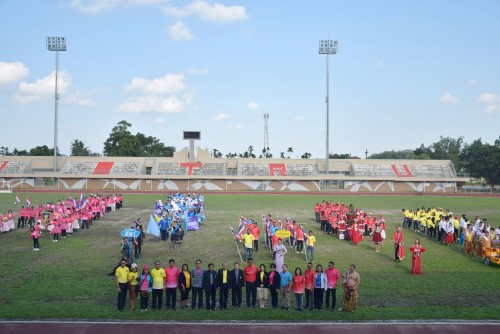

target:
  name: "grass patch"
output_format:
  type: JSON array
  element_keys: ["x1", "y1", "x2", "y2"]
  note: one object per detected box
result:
[{"x1": 0, "y1": 193, "x2": 499, "y2": 321}]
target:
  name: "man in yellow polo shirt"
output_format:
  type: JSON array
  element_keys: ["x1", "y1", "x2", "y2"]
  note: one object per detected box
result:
[
  {"x1": 305, "y1": 230, "x2": 316, "y2": 262},
  {"x1": 217, "y1": 262, "x2": 229, "y2": 309},
  {"x1": 241, "y1": 228, "x2": 255, "y2": 261},
  {"x1": 115, "y1": 259, "x2": 130, "y2": 311},
  {"x1": 150, "y1": 260, "x2": 166, "y2": 310}
]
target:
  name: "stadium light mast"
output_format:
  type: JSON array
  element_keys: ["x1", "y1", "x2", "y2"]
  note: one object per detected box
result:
[
  {"x1": 46, "y1": 36, "x2": 67, "y2": 173},
  {"x1": 319, "y1": 40, "x2": 337, "y2": 189}
]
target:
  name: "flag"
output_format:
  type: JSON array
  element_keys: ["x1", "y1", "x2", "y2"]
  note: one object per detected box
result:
[
  {"x1": 68, "y1": 197, "x2": 75, "y2": 207},
  {"x1": 79, "y1": 193, "x2": 86, "y2": 208},
  {"x1": 14, "y1": 193, "x2": 20, "y2": 205},
  {"x1": 147, "y1": 214, "x2": 161, "y2": 237},
  {"x1": 231, "y1": 227, "x2": 242, "y2": 241},
  {"x1": 26, "y1": 195, "x2": 31, "y2": 207},
  {"x1": 152, "y1": 213, "x2": 161, "y2": 223}
]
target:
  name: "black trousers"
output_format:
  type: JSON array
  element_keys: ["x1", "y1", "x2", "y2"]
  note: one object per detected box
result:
[
  {"x1": 325, "y1": 288, "x2": 337, "y2": 309},
  {"x1": 191, "y1": 287, "x2": 203, "y2": 309},
  {"x1": 394, "y1": 244, "x2": 400, "y2": 260},
  {"x1": 33, "y1": 237, "x2": 39, "y2": 249},
  {"x1": 140, "y1": 293, "x2": 149, "y2": 310},
  {"x1": 245, "y1": 281, "x2": 257, "y2": 307},
  {"x1": 219, "y1": 284, "x2": 229, "y2": 309},
  {"x1": 165, "y1": 287, "x2": 177, "y2": 308},
  {"x1": 269, "y1": 286, "x2": 279, "y2": 308},
  {"x1": 314, "y1": 288, "x2": 324, "y2": 309},
  {"x1": 305, "y1": 288, "x2": 313, "y2": 309},
  {"x1": 231, "y1": 286, "x2": 242, "y2": 306},
  {"x1": 296, "y1": 240, "x2": 304, "y2": 252},
  {"x1": 205, "y1": 288, "x2": 216, "y2": 309},
  {"x1": 152, "y1": 288, "x2": 163, "y2": 309},
  {"x1": 117, "y1": 283, "x2": 128, "y2": 310}
]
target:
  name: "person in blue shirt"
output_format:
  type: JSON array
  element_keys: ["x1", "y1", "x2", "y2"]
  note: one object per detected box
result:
[{"x1": 279, "y1": 264, "x2": 292, "y2": 310}]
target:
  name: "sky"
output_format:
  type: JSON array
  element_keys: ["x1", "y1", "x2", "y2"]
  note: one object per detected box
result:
[{"x1": 1, "y1": 0, "x2": 499, "y2": 159}]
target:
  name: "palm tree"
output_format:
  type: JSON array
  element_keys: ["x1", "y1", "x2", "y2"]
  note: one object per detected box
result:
[
  {"x1": 287, "y1": 147, "x2": 293, "y2": 158},
  {"x1": 280, "y1": 152, "x2": 285, "y2": 158}
]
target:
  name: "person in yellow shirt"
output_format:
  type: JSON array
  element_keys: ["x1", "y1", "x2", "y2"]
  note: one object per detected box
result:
[
  {"x1": 305, "y1": 230, "x2": 316, "y2": 262},
  {"x1": 115, "y1": 259, "x2": 130, "y2": 311},
  {"x1": 241, "y1": 229, "x2": 255, "y2": 261},
  {"x1": 128, "y1": 263, "x2": 139, "y2": 311},
  {"x1": 150, "y1": 261, "x2": 166, "y2": 310}
]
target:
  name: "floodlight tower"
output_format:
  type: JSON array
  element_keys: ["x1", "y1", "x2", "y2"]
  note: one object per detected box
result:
[
  {"x1": 264, "y1": 113, "x2": 269, "y2": 158},
  {"x1": 46, "y1": 36, "x2": 67, "y2": 172},
  {"x1": 319, "y1": 40, "x2": 338, "y2": 187}
]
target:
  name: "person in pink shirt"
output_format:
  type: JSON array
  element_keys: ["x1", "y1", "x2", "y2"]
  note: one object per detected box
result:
[
  {"x1": 30, "y1": 222, "x2": 41, "y2": 250},
  {"x1": 292, "y1": 267, "x2": 305, "y2": 311},
  {"x1": 325, "y1": 261, "x2": 340, "y2": 311},
  {"x1": 165, "y1": 259, "x2": 180, "y2": 310}
]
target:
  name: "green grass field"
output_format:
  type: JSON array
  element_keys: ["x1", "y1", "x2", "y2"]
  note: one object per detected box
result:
[{"x1": 0, "y1": 192, "x2": 499, "y2": 321}]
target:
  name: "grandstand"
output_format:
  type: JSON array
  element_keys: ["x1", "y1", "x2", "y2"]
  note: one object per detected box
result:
[{"x1": 0, "y1": 148, "x2": 468, "y2": 192}]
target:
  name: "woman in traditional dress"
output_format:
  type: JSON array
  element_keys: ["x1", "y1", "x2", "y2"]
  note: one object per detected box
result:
[
  {"x1": 464, "y1": 225, "x2": 473, "y2": 255},
  {"x1": 340, "y1": 264, "x2": 360, "y2": 312},
  {"x1": 445, "y1": 222, "x2": 455, "y2": 247},
  {"x1": 372, "y1": 222, "x2": 383, "y2": 252},
  {"x1": 273, "y1": 238, "x2": 287, "y2": 273},
  {"x1": 409, "y1": 238, "x2": 426, "y2": 274}
]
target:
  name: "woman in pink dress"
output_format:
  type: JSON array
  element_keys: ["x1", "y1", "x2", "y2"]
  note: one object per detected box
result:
[
  {"x1": 445, "y1": 222, "x2": 455, "y2": 247},
  {"x1": 409, "y1": 238, "x2": 426, "y2": 274},
  {"x1": 50, "y1": 217, "x2": 61, "y2": 242}
]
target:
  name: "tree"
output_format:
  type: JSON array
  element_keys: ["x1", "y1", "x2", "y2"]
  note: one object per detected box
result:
[
  {"x1": 103, "y1": 121, "x2": 175, "y2": 157},
  {"x1": 460, "y1": 139, "x2": 500, "y2": 186},
  {"x1": 29, "y1": 145, "x2": 57, "y2": 156},
  {"x1": 430, "y1": 136, "x2": 463, "y2": 170},
  {"x1": 330, "y1": 153, "x2": 352, "y2": 159},
  {"x1": 70, "y1": 139, "x2": 92, "y2": 156},
  {"x1": 301, "y1": 152, "x2": 312, "y2": 159},
  {"x1": 212, "y1": 149, "x2": 223, "y2": 158},
  {"x1": 280, "y1": 152, "x2": 285, "y2": 158},
  {"x1": 369, "y1": 150, "x2": 415, "y2": 159},
  {"x1": 287, "y1": 147, "x2": 293, "y2": 158}
]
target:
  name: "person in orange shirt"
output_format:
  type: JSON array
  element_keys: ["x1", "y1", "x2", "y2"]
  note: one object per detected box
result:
[
  {"x1": 393, "y1": 226, "x2": 405, "y2": 261},
  {"x1": 251, "y1": 222, "x2": 260, "y2": 253}
]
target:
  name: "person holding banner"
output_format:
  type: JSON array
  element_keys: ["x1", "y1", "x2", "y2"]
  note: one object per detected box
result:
[{"x1": 393, "y1": 226, "x2": 405, "y2": 262}]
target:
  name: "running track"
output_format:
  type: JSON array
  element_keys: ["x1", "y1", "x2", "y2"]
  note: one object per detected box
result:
[{"x1": 1, "y1": 321, "x2": 499, "y2": 334}]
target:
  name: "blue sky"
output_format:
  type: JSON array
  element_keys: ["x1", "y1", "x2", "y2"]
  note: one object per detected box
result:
[{"x1": 1, "y1": 0, "x2": 499, "y2": 158}]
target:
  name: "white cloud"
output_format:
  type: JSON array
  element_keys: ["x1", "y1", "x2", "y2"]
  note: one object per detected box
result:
[
  {"x1": 247, "y1": 102, "x2": 259, "y2": 110},
  {"x1": 14, "y1": 71, "x2": 71, "y2": 104},
  {"x1": 117, "y1": 95, "x2": 187, "y2": 113},
  {"x1": 230, "y1": 123, "x2": 243, "y2": 130},
  {"x1": 153, "y1": 118, "x2": 167, "y2": 124},
  {"x1": 64, "y1": 91, "x2": 96, "y2": 107},
  {"x1": 164, "y1": 0, "x2": 249, "y2": 23},
  {"x1": 468, "y1": 79, "x2": 479, "y2": 86},
  {"x1": 187, "y1": 67, "x2": 209, "y2": 74},
  {"x1": 293, "y1": 116, "x2": 305, "y2": 121},
  {"x1": 169, "y1": 20, "x2": 194, "y2": 41},
  {"x1": 0, "y1": 61, "x2": 29, "y2": 84},
  {"x1": 125, "y1": 73, "x2": 186, "y2": 94},
  {"x1": 213, "y1": 113, "x2": 229, "y2": 121},
  {"x1": 439, "y1": 92, "x2": 460, "y2": 105},
  {"x1": 479, "y1": 93, "x2": 500, "y2": 113},
  {"x1": 70, "y1": 0, "x2": 166, "y2": 15}
]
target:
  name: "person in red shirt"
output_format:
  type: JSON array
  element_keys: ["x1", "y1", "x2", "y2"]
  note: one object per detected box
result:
[
  {"x1": 243, "y1": 258, "x2": 258, "y2": 308},
  {"x1": 251, "y1": 222, "x2": 260, "y2": 252},
  {"x1": 304, "y1": 262, "x2": 315, "y2": 310},
  {"x1": 292, "y1": 267, "x2": 305, "y2": 311},
  {"x1": 18, "y1": 206, "x2": 26, "y2": 229},
  {"x1": 393, "y1": 226, "x2": 405, "y2": 261},
  {"x1": 325, "y1": 261, "x2": 340, "y2": 311}
]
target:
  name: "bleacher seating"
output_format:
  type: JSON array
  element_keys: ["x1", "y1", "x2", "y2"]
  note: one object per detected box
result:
[
  {"x1": 352, "y1": 163, "x2": 456, "y2": 178},
  {"x1": 60, "y1": 162, "x2": 98, "y2": 174},
  {"x1": 152, "y1": 163, "x2": 187, "y2": 175},
  {"x1": 191, "y1": 163, "x2": 227, "y2": 176},
  {"x1": 285, "y1": 164, "x2": 319, "y2": 176},
  {"x1": 0, "y1": 161, "x2": 29, "y2": 173},
  {"x1": 238, "y1": 163, "x2": 271, "y2": 176},
  {"x1": 109, "y1": 162, "x2": 143, "y2": 175}
]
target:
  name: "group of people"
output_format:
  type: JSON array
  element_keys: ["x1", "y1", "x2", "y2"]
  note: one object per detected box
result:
[
  {"x1": 115, "y1": 257, "x2": 361, "y2": 313},
  {"x1": 1, "y1": 194, "x2": 123, "y2": 251},
  {"x1": 234, "y1": 214, "x2": 318, "y2": 265},
  {"x1": 402, "y1": 207, "x2": 499, "y2": 258}
]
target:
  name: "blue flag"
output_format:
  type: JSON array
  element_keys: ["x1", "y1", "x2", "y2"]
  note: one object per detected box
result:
[{"x1": 147, "y1": 214, "x2": 161, "y2": 237}]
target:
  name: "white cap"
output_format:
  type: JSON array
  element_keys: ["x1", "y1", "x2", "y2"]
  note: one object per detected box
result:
[{"x1": 131, "y1": 263, "x2": 138, "y2": 269}]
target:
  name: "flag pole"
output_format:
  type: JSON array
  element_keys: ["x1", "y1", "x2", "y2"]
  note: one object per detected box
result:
[{"x1": 231, "y1": 224, "x2": 243, "y2": 262}]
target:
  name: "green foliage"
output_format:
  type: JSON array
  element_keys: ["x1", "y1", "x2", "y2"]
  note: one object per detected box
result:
[
  {"x1": 70, "y1": 139, "x2": 96, "y2": 156},
  {"x1": 103, "y1": 120, "x2": 175, "y2": 157},
  {"x1": 461, "y1": 138, "x2": 500, "y2": 186},
  {"x1": 0, "y1": 193, "x2": 499, "y2": 321},
  {"x1": 29, "y1": 145, "x2": 58, "y2": 156}
]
